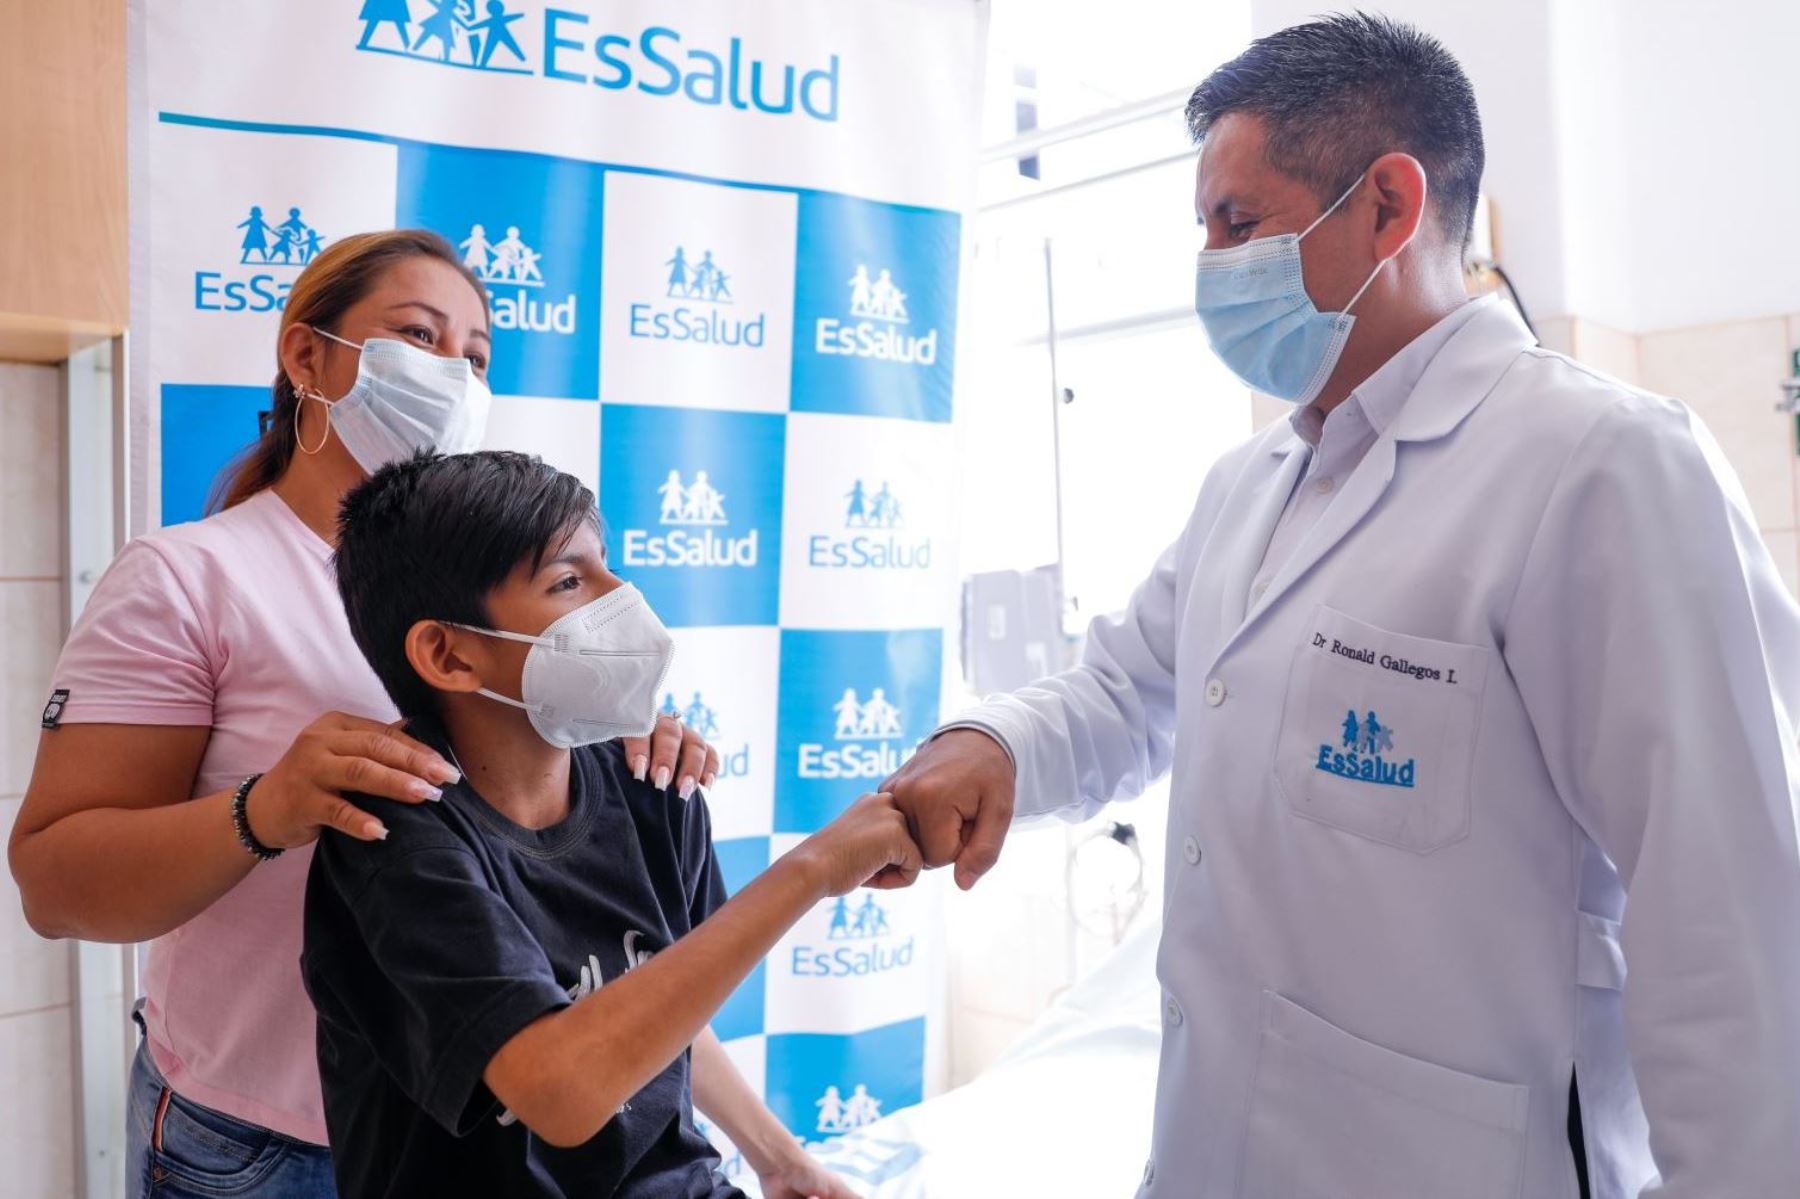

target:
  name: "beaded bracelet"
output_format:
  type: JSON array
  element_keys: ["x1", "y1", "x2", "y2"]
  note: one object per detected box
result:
[{"x1": 230, "y1": 773, "x2": 282, "y2": 861}]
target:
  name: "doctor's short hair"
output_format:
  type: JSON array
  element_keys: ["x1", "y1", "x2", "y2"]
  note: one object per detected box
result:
[
  {"x1": 332, "y1": 450, "x2": 599, "y2": 720},
  {"x1": 1186, "y1": 11, "x2": 1484, "y2": 250}
]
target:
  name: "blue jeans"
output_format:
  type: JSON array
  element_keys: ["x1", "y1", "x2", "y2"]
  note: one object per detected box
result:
[{"x1": 128, "y1": 1041, "x2": 337, "y2": 1198}]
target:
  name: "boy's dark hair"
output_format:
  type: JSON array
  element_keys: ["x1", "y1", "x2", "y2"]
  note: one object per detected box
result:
[
  {"x1": 1186, "y1": 11, "x2": 1484, "y2": 250},
  {"x1": 334, "y1": 450, "x2": 598, "y2": 720}
]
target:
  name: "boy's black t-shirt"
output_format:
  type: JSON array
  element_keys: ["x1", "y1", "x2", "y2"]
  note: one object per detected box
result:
[{"x1": 301, "y1": 725, "x2": 742, "y2": 1199}]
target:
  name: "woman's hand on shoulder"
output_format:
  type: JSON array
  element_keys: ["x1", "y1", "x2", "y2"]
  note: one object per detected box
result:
[
  {"x1": 247, "y1": 712, "x2": 461, "y2": 847},
  {"x1": 618, "y1": 711, "x2": 721, "y2": 800}
]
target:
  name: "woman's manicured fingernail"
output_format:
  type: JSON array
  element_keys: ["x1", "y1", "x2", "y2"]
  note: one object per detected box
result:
[
  {"x1": 412, "y1": 782, "x2": 443, "y2": 802},
  {"x1": 434, "y1": 761, "x2": 461, "y2": 784},
  {"x1": 654, "y1": 767, "x2": 672, "y2": 791},
  {"x1": 368, "y1": 822, "x2": 389, "y2": 841},
  {"x1": 702, "y1": 772, "x2": 717, "y2": 790},
  {"x1": 678, "y1": 776, "x2": 696, "y2": 801},
  {"x1": 633, "y1": 756, "x2": 649, "y2": 782}
]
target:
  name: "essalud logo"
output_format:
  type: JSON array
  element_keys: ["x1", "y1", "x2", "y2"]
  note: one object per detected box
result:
[
  {"x1": 193, "y1": 205, "x2": 326, "y2": 313},
  {"x1": 628, "y1": 245, "x2": 766, "y2": 348},
  {"x1": 657, "y1": 690, "x2": 750, "y2": 780},
  {"x1": 797, "y1": 687, "x2": 917, "y2": 782},
  {"x1": 1315, "y1": 708, "x2": 1417, "y2": 789},
  {"x1": 619, "y1": 469, "x2": 759, "y2": 569},
  {"x1": 807, "y1": 478, "x2": 932, "y2": 571},
  {"x1": 352, "y1": 3, "x2": 840, "y2": 122},
  {"x1": 791, "y1": 891, "x2": 914, "y2": 981},
  {"x1": 458, "y1": 222, "x2": 576, "y2": 334},
  {"x1": 814, "y1": 263, "x2": 938, "y2": 367},
  {"x1": 814, "y1": 1083, "x2": 886, "y2": 1136}
]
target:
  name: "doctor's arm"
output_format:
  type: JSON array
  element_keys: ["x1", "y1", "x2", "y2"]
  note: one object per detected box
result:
[
  {"x1": 886, "y1": 513, "x2": 1193, "y2": 884},
  {"x1": 1503, "y1": 399, "x2": 1800, "y2": 1196}
]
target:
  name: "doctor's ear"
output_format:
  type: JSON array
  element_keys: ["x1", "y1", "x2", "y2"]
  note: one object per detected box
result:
[
  {"x1": 1363, "y1": 151, "x2": 1429, "y2": 261},
  {"x1": 405, "y1": 620, "x2": 485, "y2": 695}
]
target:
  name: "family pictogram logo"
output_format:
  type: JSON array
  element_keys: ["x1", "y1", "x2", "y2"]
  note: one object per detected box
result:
[
  {"x1": 815, "y1": 1084, "x2": 884, "y2": 1135},
  {"x1": 815, "y1": 262, "x2": 937, "y2": 365},
  {"x1": 456, "y1": 220, "x2": 576, "y2": 333},
  {"x1": 356, "y1": 0, "x2": 530, "y2": 74},
  {"x1": 628, "y1": 245, "x2": 767, "y2": 347},
  {"x1": 806, "y1": 478, "x2": 932, "y2": 572},
  {"x1": 1315, "y1": 708, "x2": 1417, "y2": 788},
  {"x1": 195, "y1": 205, "x2": 327, "y2": 312}
]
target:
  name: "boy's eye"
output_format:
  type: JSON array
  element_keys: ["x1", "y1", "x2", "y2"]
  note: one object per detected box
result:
[{"x1": 550, "y1": 574, "x2": 580, "y2": 593}]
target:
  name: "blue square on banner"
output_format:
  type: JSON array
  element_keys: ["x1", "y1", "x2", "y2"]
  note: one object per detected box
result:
[
  {"x1": 774, "y1": 630, "x2": 942, "y2": 834},
  {"x1": 765, "y1": 1019, "x2": 926, "y2": 1140},
  {"x1": 396, "y1": 144, "x2": 602, "y2": 400},
  {"x1": 600, "y1": 405, "x2": 784, "y2": 627},
  {"x1": 710, "y1": 836, "x2": 770, "y2": 1041},
  {"x1": 160, "y1": 384, "x2": 272, "y2": 526},
  {"x1": 791, "y1": 195, "x2": 959, "y2": 423}
]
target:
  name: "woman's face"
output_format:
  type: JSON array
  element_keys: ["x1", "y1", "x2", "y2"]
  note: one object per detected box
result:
[{"x1": 283, "y1": 254, "x2": 491, "y2": 406}]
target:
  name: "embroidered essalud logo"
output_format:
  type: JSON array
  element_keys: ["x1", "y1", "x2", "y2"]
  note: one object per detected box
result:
[{"x1": 1316, "y1": 708, "x2": 1416, "y2": 789}]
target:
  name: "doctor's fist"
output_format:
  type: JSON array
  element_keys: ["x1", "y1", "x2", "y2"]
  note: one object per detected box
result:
[
  {"x1": 793, "y1": 791, "x2": 924, "y2": 897},
  {"x1": 882, "y1": 729, "x2": 1015, "y2": 891}
]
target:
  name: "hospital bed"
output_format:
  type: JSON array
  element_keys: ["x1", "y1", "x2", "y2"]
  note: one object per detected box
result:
[{"x1": 739, "y1": 916, "x2": 1163, "y2": 1198}]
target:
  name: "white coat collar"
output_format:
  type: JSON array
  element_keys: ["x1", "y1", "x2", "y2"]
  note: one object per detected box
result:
[
  {"x1": 1264, "y1": 295, "x2": 1532, "y2": 459},
  {"x1": 1221, "y1": 295, "x2": 1536, "y2": 643}
]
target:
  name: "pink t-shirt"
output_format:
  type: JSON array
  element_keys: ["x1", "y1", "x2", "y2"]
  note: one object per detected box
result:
[{"x1": 52, "y1": 488, "x2": 396, "y2": 1143}]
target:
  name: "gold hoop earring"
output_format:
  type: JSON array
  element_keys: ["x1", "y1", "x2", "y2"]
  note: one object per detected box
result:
[{"x1": 293, "y1": 384, "x2": 332, "y2": 456}]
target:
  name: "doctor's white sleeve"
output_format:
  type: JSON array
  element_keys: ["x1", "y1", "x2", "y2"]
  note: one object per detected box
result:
[
  {"x1": 1503, "y1": 396, "x2": 1800, "y2": 1197},
  {"x1": 945, "y1": 525, "x2": 1188, "y2": 824}
]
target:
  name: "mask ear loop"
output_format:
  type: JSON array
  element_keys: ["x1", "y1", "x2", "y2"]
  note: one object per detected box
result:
[{"x1": 292, "y1": 383, "x2": 333, "y2": 456}]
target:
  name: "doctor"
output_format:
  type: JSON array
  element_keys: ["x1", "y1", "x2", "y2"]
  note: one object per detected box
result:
[{"x1": 885, "y1": 13, "x2": 1800, "y2": 1198}]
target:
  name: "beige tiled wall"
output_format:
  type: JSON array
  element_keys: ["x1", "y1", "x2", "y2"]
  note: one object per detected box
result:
[{"x1": 0, "y1": 361, "x2": 77, "y2": 1198}]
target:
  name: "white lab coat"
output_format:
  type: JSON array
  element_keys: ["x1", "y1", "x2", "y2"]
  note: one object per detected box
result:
[{"x1": 958, "y1": 298, "x2": 1800, "y2": 1198}]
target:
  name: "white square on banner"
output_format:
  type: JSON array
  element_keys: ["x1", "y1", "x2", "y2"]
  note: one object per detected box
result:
[
  {"x1": 481, "y1": 394, "x2": 600, "y2": 498},
  {"x1": 659, "y1": 627, "x2": 779, "y2": 843},
  {"x1": 599, "y1": 171, "x2": 796, "y2": 413},
  {"x1": 147, "y1": 121, "x2": 399, "y2": 391},
  {"x1": 778, "y1": 413, "x2": 956, "y2": 629},
  {"x1": 761, "y1": 835, "x2": 939, "y2": 1037}
]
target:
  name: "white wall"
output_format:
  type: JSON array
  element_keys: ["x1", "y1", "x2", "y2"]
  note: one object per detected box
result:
[
  {"x1": 1610, "y1": 0, "x2": 1800, "y2": 331},
  {"x1": 0, "y1": 361, "x2": 78, "y2": 1198},
  {"x1": 1249, "y1": 0, "x2": 1800, "y2": 334}
]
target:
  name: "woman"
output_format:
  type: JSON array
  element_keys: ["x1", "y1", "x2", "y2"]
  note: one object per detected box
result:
[{"x1": 8, "y1": 230, "x2": 718, "y2": 1197}]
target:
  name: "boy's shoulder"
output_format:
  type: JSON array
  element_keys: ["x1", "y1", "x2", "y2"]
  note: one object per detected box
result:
[{"x1": 308, "y1": 784, "x2": 483, "y2": 893}]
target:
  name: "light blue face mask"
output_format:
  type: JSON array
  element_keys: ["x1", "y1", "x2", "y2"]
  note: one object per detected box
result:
[{"x1": 1193, "y1": 171, "x2": 1401, "y2": 406}]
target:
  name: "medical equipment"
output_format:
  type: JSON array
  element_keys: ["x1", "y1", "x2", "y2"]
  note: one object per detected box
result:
[{"x1": 1065, "y1": 820, "x2": 1147, "y2": 948}]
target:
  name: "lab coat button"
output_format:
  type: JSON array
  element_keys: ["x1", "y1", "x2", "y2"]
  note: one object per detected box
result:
[
  {"x1": 1142, "y1": 1158, "x2": 1155, "y2": 1187},
  {"x1": 1164, "y1": 995, "x2": 1183, "y2": 1026},
  {"x1": 1205, "y1": 678, "x2": 1227, "y2": 706},
  {"x1": 1182, "y1": 836, "x2": 1201, "y2": 865},
  {"x1": 1315, "y1": 476, "x2": 1335, "y2": 494}
]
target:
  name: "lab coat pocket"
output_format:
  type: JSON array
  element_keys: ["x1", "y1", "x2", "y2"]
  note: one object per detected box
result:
[
  {"x1": 1273, "y1": 606, "x2": 1490, "y2": 853},
  {"x1": 1240, "y1": 992, "x2": 1529, "y2": 1199}
]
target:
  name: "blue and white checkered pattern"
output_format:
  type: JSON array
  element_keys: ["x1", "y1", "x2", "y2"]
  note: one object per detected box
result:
[{"x1": 151, "y1": 122, "x2": 961, "y2": 1161}]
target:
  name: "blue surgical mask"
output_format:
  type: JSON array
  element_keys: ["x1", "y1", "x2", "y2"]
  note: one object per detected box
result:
[{"x1": 1193, "y1": 171, "x2": 1403, "y2": 406}]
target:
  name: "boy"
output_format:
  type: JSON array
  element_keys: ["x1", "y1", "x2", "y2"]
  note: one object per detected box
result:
[{"x1": 303, "y1": 451, "x2": 921, "y2": 1198}]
